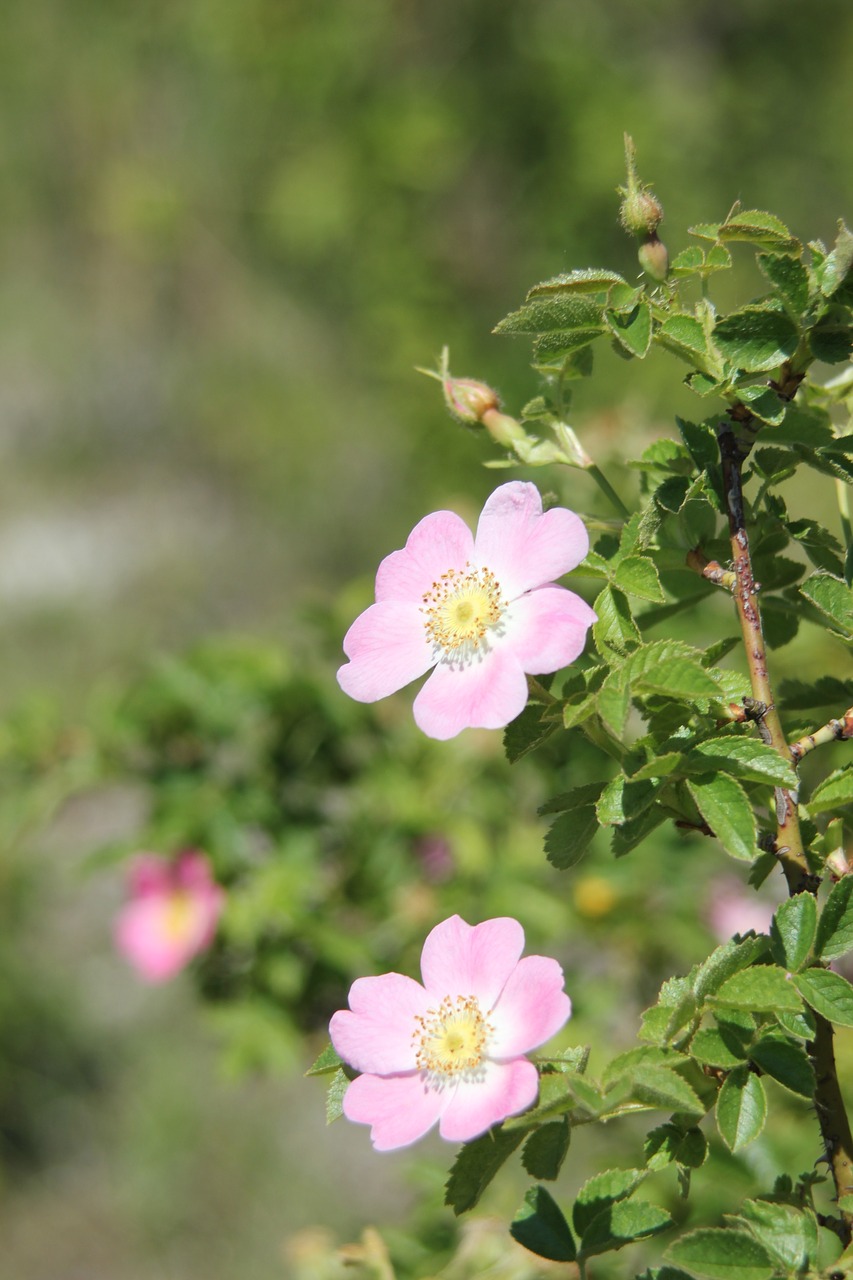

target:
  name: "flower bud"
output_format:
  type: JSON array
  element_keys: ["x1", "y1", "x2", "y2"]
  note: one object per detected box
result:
[
  {"x1": 442, "y1": 374, "x2": 500, "y2": 425},
  {"x1": 638, "y1": 233, "x2": 669, "y2": 282},
  {"x1": 618, "y1": 134, "x2": 665, "y2": 240}
]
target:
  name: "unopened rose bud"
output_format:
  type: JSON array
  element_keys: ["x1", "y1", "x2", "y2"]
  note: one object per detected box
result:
[
  {"x1": 826, "y1": 849, "x2": 851, "y2": 880},
  {"x1": 638, "y1": 233, "x2": 669, "y2": 282},
  {"x1": 618, "y1": 134, "x2": 665, "y2": 240},
  {"x1": 442, "y1": 374, "x2": 500, "y2": 425}
]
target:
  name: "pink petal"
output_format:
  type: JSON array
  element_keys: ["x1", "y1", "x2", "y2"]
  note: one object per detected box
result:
[
  {"x1": 504, "y1": 586, "x2": 597, "y2": 674},
  {"x1": 342, "y1": 1072, "x2": 449, "y2": 1151},
  {"x1": 127, "y1": 854, "x2": 174, "y2": 897},
  {"x1": 114, "y1": 898, "x2": 204, "y2": 983},
  {"x1": 420, "y1": 916, "x2": 525, "y2": 1007},
  {"x1": 375, "y1": 511, "x2": 474, "y2": 604},
  {"x1": 412, "y1": 645, "x2": 528, "y2": 739},
  {"x1": 337, "y1": 600, "x2": 433, "y2": 702},
  {"x1": 438, "y1": 1058, "x2": 539, "y2": 1142},
  {"x1": 489, "y1": 956, "x2": 572, "y2": 1058},
  {"x1": 473, "y1": 482, "x2": 589, "y2": 599},
  {"x1": 329, "y1": 973, "x2": 430, "y2": 1074}
]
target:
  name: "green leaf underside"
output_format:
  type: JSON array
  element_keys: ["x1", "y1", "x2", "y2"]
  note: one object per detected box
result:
[
  {"x1": 800, "y1": 573, "x2": 853, "y2": 635},
  {"x1": 667, "y1": 1226, "x2": 775, "y2": 1280},
  {"x1": 325, "y1": 1068, "x2": 348, "y2": 1123},
  {"x1": 526, "y1": 268, "x2": 627, "y2": 297},
  {"x1": 510, "y1": 1185, "x2": 576, "y2": 1262},
  {"x1": 686, "y1": 774, "x2": 757, "y2": 861},
  {"x1": 733, "y1": 1199, "x2": 818, "y2": 1274},
  {"x1": 712, "y1": 965, "x2": 803, "y2": 1012},
  {"x1": 685, "y1": 737, "x2": 797, "y2": 788},
  {"x1": 808, "y1": 765, "x2": 853, "y2": 815},
  {"x1": 306, "y1": 1042, "x2": 343, "y2": 1076},
  {"x1": 713, "y1": 306, "x2": 799, "y2": 373}
]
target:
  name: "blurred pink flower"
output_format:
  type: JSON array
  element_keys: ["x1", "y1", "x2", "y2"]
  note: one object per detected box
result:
[
  {"x1": 114, "y1": 850, "x2": 224, "y2": 983},
  {"x1": 706, "y1": 876, "x2": 777, "y2": 943},
  {"x1": 329, "y1": 915, "x2": 572, "y2": 1151},
  {"x1": 337, "y1": 481, "x2": 595, "y2": 740}
]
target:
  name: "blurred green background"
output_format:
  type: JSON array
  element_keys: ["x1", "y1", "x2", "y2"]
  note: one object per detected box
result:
[{"x1": 2, "y1": 1, "x2": 852, "y2": 1276}]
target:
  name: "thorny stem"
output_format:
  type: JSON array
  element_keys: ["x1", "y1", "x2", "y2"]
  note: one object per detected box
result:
[
  {"x1": 718, "y1": 423, "x2": 853, "y2": 1244},
  {"x1": 716, "y1": 425, "x2": 809, "y2": 890}
]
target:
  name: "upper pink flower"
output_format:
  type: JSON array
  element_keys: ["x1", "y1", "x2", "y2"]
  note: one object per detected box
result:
[
  {"x1": 337, "y1": 481, "x2": 596, "y2": 740},
  {"x1": 329, "y1": 915, "x2": 572, "y2": 1151},
  {"x1": 114, "y1": 850, "x2": 224, "y2": 984}
]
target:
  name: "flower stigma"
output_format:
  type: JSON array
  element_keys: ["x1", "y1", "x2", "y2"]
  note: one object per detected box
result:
[
  {"x1": 413, "y1": 994, "x2": 492, "y2": 1082},
  {"x1": 421, "y1": 564, "x2": 506, "y2": 664}
]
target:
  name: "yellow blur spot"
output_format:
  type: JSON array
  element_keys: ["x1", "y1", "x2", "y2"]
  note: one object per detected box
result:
[{"x1": 573, "y1": 875, "x2": 617, "y2": 920}]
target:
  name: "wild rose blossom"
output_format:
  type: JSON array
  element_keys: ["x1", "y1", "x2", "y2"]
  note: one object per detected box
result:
[
  {"x1": 114, "y1": 850, "x2": 224, "y2": 983},
  {"x1": 329, "y1": 915, "x2": 572, "y2": 1150},
  {"x1": 337, "y1": 481, "x2": 596, "y2": 740}
]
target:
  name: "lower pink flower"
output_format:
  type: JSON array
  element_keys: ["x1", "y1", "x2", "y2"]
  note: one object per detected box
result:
[
  {"x1": 337, "y1": 481, "x2": 596, "y2": 739},
  {"x1": 329, "y1": 915, "x2": 572, "y2": 1150},
  {"x1": 114, "y1": 850, "x2": 224, "y2": 983}
]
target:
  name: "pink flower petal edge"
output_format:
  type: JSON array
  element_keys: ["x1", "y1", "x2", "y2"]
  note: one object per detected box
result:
[
  {"x1": 329, "y1": 915, "x2": 572, "y2": 1150},
  {"x1": 336, "y1": 482, "x2": 595, "y2": 739}
]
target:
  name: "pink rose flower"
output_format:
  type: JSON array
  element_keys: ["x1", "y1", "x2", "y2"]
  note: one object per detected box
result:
[
  {"x1": 329, "y1": 915, "x2": 572, "y2": 1151},
  {"x1": 337, "y1": 481, "x2": 596, "y2": 740},
  {"x1": 114, "y1": 850, "x2": 224, "y2": 983}
]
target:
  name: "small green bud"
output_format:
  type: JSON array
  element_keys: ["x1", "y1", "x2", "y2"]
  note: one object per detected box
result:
[
  {"x1": 618, "y1": 133, "x2": 664, "y2": 237},
  {"x1": 638, "y1": 233, "x2": 669, "y2": 282}
]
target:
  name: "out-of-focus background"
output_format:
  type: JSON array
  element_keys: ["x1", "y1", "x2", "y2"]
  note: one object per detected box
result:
[{"x1": 2, "y1": 2, "x2": 852, "y2": 1277}]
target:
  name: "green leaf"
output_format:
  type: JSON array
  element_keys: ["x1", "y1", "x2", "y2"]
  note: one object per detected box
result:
[
  {"x1": 494, "y1": 293, "x2": 603, "y2": 335},
  {"x1": 716, "y1": 1068, "x2": 768, "y2": 1152},
  {"x1": 685, "y1": 737, "x2": 797, "y2": 788},
  {"x1": 733, "y1": 1199, "x2": 818, "y2": 1273},
  {"x1": 306, "y1": 1041, "x2": 343, "y2": 1076},
  {"x1": 748, "y1": 1035, "x2": 816, "y2": 1098},
  {"x1": 769, "y1": 893, "x2": 817, "y2": 971},
  {"x1": 597, "y1": 775, "x2": 660, "y2": 827},
  {"x1": 613, "y1": 554, "x2": 666, "y2": 602},
  {"x1": 667, "y1": 1227, "x2": 774, "y2": 1279},
  {"x1": 522, "y1": 1119, "x2": 570, "y2": 1181},
  {"x1": 686, "y1": 775, "x2": 757, "y2": 862},
  {"x1": 793, "y1": 967, "x2": 853, "y2": 1027},
  {"x1": 628, "y1": 1065, "x2": 705, "y2": 1117},
  {"x1": 690, "y1": 1024, "x2": 749, "y2": 1069},
  {"x1": 543, "y1": 784, "x2": 603, "y2": 869},
  {"x1": 593, "y1": 585, "x2": 641, "y2": 660},
  {"x1": 325, "y1": 1068, "x2": 348, "y2": 1123},
  {"x1": 713, "y1": 965, "x2": 803, "y2": 1013},
  {"x1": 526, "y1": 268, "x2": 627, "y2": 297},
  {"x1": 719, "y1": 209, "x2": 799, "y2": 252},
  {"x1": 657, "y1": 313, "x2": 709, "y2": 364},
  {"x1": 733, "y1": 384, "x2": 787, "y2": 426},
  {"x1": 572, "y1": 1167, "x2": 646, "y2": 1238},
  {"x1": 800, "y1": 573, "x2": 853, "y2": 636},
  {"x1": 611, "y1": 805, "x2": 667, "y2": 858},
  {"x1": 757, "y1": 252, "x2": 810, "y2": 313},
  {"x1": 787, "y1": 517, "x2": 845, "y2": 575},
  {"x1": 533, "y1": 328, "x2": 603, "y2": 369},
  {"x1": 580, "y1": 1200, "x2": 673, "y2": 1259},
  {"x1": 510, "y1": 1185, "x2": 576, "y2": 1262},
  {"x1": 444, "y1": 1127, "x2": 526, "y2": 1215},
  {"x1": 607, "y1": 302, "x2": 652, "y2": 358},
  {"x1": 503, "y1": 699, "x2": 560, "y2": 762},
  {"x1": 809, "y1": 765, "x2": 853, "y2": 815},
  {"x1": 816, "y1": 876, "x2": 853, "y2": 960},
  {"x1": 713, "y1": 306, "x2": 799, "y2": 372},
  {"x1": 645, "y1": 1123, "x2": 708, "y2": 1172},
  {"x1": 670, "y1": 245, "x2": 705, "y2": 277}
]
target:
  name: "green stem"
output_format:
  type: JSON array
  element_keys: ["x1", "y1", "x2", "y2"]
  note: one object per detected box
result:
[
  {"x1": 586, "y1": 464, "x2": 630, "y2": 518},
  {"x1": 837, "y1": 478, "x2": 852, "y2": 553}
]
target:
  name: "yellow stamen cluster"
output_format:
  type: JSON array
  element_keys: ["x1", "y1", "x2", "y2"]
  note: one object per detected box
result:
[
  {"x1": 413, "y1": 994, "x2": 492, "y2": 1079},
  {"x1": 421, "y1": 564, "x2": 505, "y2": 663}
]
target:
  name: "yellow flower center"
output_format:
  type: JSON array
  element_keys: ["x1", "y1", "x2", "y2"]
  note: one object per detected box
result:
[
  {"x1": 413, "y1": 994, "x2": 492, "y2": 1080},
  {"x1": 163, "y1": 892, "x2": 196, "y2": 941},
  {"x1": 421, "y1": 564, "x2": 506, "y2": 663}
]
